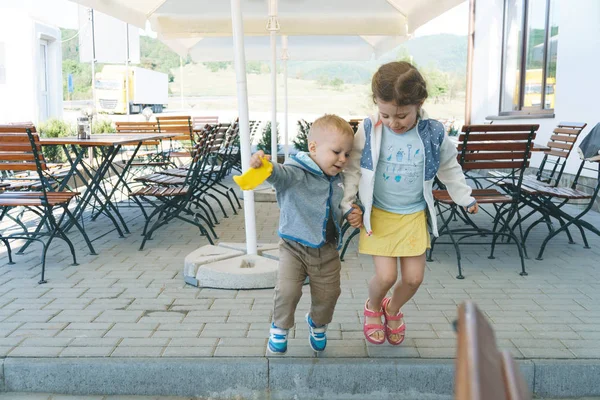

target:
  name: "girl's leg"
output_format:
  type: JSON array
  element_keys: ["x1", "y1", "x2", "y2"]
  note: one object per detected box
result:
[
  {"x1": 385, "y1": 252, "x2": 426, "y2": 342},
  {"x1": 365, "y1": 255, "x2": 398, "y2": 342}
]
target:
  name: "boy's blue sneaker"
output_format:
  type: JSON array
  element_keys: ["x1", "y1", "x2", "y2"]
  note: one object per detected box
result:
[
  {"x1": 306, "y1": 313, "x2": 327, "y2": 352},
  {"x1": 268, "y1": 323, "x2": 288, "y2": 354}
]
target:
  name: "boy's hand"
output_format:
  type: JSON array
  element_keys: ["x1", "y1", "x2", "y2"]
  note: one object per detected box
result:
[
  {"x1": 346, "y1": 204, "x2": 363, "y2": 228},
  {"x1": 465, "y1": 202, "x2": 479, "y2": 214},
  {"x1": 250, "y1": 150, "x2": 270, "y2": 168}
]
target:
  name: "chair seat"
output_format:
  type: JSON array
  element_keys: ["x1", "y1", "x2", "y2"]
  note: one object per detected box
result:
[
  {"x1": 134, "y1": 174, "x2": 186, "y2": 185},
  {"x1": 534, "y1": 186, "x2": 591, "y2": 199},
  {"x1": 130, "y1": 185, "x2": 189, "y2": 197},
  {"x1": 169, "y1": 152, "x2": 193, "y2": 158},
  {"x1": 3, "y1": 180, "x2": 41, "y2": 190},
  {"x1": 0, "y1": 191, "x2": 78, "y2": 206},
  {"x1": 159, "y1": 168, "x2": 188, "y2": 177},
  {"x1": 433, "y1": 189, "x2": 513, "y2": 204},
  {"x1": 119, "y1": 160, "x2": 170, "y2": 167}
]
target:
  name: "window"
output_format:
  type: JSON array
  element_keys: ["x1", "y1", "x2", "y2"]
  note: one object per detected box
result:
[
  {"x1": 0, "y1": 42, "x2": 6, "y2": 85},
  {"x1": 39, "y1": 41, "x2": 50, "y2": 122},
  {"x1": 500, "y1": 0, "x2": 558, "y2": 115}
]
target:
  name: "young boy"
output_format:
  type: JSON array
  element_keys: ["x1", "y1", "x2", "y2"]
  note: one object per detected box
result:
[{"x1": 248, "y1": 114, "x2": 354, "y2": 354}]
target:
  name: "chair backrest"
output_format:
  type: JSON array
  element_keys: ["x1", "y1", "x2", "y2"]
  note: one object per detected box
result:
[
  {"x1": 156, "y1": 116, "x2": 193, "y2": 142},
  {"x1": 348, "y1": 118, "x2": 363, "y2": 134},
  {"x1": 192, "y1": 116, "x2": 219, "y2": 130},
  {"x1": 115, "y1": 121, "x2": 159, "y2": 133},
  {"x1": 0, "y1": 124, "x2": 54, "y2": 197},
  {"x1": 455, "y1": 301, "x2": 531, "y2": 400},
  {"x1": 115, "y1": 121, "x2": 161, "y2": 146},
  {"x1": 458, "y1": 124, "x2": 538, "y2": 191},
  {"x1": 537, "y1": 122, "x2": 587, "y2": 185},
  {"x1": 0, "y1": 124, "x2": 47, "y2": 173}
]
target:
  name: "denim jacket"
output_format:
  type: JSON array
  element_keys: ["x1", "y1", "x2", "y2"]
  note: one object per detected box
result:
[
  {"x1": 267, "y1": 152, "x2": 344, "y2": 249},
  {"x1": 341, "y1": 111, "x2": 475, "y2": 237}
]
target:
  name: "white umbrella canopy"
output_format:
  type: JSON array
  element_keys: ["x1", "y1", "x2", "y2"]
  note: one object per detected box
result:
[
  {"x1": 68, "y1": 0, "x2": 465, "y2": 257},
  {"x1": 163, "y1": 35, "x2": 406, "y2": 62},
  {"x1": 69, "y1": 0, "x2": 464, "y2": 37}
]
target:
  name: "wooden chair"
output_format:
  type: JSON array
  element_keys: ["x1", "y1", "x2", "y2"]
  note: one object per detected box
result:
[
  {"x1": 530, "y1": 122, "x2": 587, "y2": 185},
  {"x1": 0, "y1": 125, "x2": 96, "y2": 283},
  {"x1": 428, "y1": 124, "x2": 539, "y2": 279},
  {"x1": 192, "y1": 116, "x2": 219, "y2": 130},
  {"x1": 156, "y1": 115, "x2": 195, "y2": 160},
  {"x1": 490, "y1": 122, "x2": 588, "y2": 254},
  {"x1": 489, "y1": 121, "x2": 586, "y2": 201},
  {"x1": 348, "y1": 118, "x2": 363, "y2": 134},
  {"x1": 528, "y1": 154, "x2": 600, "y2": 260},
  {"x1": 455, "y1": 301, "x2": 531, "y2": 400},
  {"x1": 114, "y1": 121, "x2": 171, "y2": 170},
  {"x1": 129, "y1": 131, "x2": 217, "y2": 250}
]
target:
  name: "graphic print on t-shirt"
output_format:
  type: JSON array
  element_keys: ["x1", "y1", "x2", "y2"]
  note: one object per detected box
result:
[{"x1": 382, "y1": 141, "x2": 422, "y2": 185}]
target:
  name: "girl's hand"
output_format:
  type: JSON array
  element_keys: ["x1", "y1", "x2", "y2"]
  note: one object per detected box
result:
[
  {"x1": 347, "y1": 204, "x2": 363, "y2": 228},
  {"x1": 250, "y1": 150, "x2": 270, "y2": 168},
  {"x1": 465, "y1": 202, "x2": 479, "y2": 214}
]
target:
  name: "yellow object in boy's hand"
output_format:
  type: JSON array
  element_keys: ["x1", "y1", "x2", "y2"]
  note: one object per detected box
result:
[{"x1": 233, "y1": 156, "x2": 273, "y2": 191}]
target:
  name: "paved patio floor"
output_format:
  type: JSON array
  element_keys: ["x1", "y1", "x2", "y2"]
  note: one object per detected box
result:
[{"x1": 1, "y1": 177, "x2": 600, "y2": 397}]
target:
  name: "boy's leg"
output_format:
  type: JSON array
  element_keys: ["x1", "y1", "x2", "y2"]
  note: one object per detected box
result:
[
  {"x1": 307, "y1": 243, "x2": 342, "y2": 326},
  {"x1": 386, "y1": 253, "x2": 426, "y2": 343},
  {"x1": 272, "y1": 240, "x2": 308, "y2": 329}
]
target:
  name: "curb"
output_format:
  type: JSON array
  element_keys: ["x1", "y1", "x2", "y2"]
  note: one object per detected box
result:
[{"x1": 1, "y1": 357, "x2": 599, "y2": 399}]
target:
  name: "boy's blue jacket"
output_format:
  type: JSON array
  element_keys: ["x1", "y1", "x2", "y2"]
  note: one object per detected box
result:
[{"x1": 266, "y1": 152, "x2": 344, "y2": 249}]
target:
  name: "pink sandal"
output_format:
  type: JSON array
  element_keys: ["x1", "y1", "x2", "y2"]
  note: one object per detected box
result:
[
  {"x1": 363, "y1": 299, "x2": 385, "y2": 345},
  {"x1": 382, "y1": 297, "x2": 406, "y2": 345}
]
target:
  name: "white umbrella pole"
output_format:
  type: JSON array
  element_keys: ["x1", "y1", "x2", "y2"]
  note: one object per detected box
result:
[
  {"x1": 268, "y1": 0, "x2": 279, "y2": 163},
  {"x1": 231, "y1": 0, "x2": 257, "y2": 255},
  {"x1": 180, "y1": 56, "x2": 184, "y2": 109},
  {"x1": 125, "y1": 23, "x2": 130, "y2": 120},
  {"x1": 281, "y1": 35, "x2": 289, "y2": 162}
]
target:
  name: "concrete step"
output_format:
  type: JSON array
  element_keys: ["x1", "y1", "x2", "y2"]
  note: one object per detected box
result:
[{"x1": 3, "y1": 358, "x2": 600, "y2": 399}]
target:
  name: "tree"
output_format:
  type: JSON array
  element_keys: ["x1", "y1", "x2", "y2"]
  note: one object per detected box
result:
[
  {"x1": 396, "y1": 47, "x2": 414, "y2": 65},
  {"x1": 293, "y1": 120, "x2": 311, "y2": 152},
  {"x1": 423, "y1": 68, "x2": 450, "y2": 103},
  {"x1": 257, "y1": 122, "x2": 281, "y2": 155}
]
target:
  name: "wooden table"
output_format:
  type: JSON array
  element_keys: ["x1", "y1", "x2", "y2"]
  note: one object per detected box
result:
[{"x1": 35, "y1": 133, "x2": 176, "y2": 240}]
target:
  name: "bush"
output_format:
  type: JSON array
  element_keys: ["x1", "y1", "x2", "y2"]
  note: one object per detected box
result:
[
  {"x1": 257, "y1": 121, "x2": 281, "y2": 155},
  {"x1": 92, "y1": 118, "x2": 115, "y2": 134},
  {"x1": 203, "y1": 62, "x2": 230, "y2": 72},
  {"x1": 330, "y1": 77, "x2": 344, "y2": 90},
  {"x1": 38, "y1": 119, "x2": 73, "y2": 162},
  {"x1": 293, "y1": 119, "x2": 311, "y2": 152}
]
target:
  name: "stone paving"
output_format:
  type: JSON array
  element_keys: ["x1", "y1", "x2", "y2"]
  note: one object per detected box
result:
[
  {"x1": 1, "y1": 178, "x2": 600, "y2": 362},
  {"x1": 0, "y1": 394, "x2": 597, "y2": 400}
]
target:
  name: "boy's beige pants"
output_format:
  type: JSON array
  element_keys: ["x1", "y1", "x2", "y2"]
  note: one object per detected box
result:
[{"x1": 273, "y1": 239, "x2": 342, "y2": 329}]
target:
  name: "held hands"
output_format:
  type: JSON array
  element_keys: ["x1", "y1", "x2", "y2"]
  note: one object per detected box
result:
[
  {"x1": 465, "y1": 202, "x2": 479, "y2": 214},
  {"x1": 346, "y1": 203, "x2": 363, "y2": 228}
]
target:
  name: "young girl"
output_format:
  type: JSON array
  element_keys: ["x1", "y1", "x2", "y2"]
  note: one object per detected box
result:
[{"x1": 342, "y1": 62, "x2": 478, "y2": 345}]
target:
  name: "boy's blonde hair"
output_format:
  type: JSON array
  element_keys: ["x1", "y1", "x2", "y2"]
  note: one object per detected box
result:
[{"x1": 309, "y1": 114, "x2": 354, "y2": 140}]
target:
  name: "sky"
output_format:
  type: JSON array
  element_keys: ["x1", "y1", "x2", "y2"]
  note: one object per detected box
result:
[{"x1": 0, "y1": 0, "x2": 469, "y2": 37}]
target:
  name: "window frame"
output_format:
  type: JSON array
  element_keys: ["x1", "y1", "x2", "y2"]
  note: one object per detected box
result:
[{"x1": 499, "y1": 0, "x2": 555, "y2": 117}]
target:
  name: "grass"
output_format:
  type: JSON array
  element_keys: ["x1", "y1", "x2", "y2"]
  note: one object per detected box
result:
[{"x1": 170, "y1": 63, "x2": 466, "y2": 121}]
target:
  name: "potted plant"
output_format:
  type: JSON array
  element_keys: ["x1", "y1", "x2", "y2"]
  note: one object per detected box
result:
[
  {"x1": 293, "y1": 119, "x2": 311, "y2": 153},
  {"x1": 257, "y1": 121, "x2": 283, "y2": 163}
]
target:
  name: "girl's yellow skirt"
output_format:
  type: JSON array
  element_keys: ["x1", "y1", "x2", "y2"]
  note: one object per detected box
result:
[{"x1": 358, "y1": 207, "x2": 430, "y2": 257}]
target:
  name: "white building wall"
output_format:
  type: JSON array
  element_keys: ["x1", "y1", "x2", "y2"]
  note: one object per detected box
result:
[
  {"x1": 0, "y1": 10, "x2": 63, "y2": 125},
  {"x1": 470, "y1": 0, "x2": 600, "y2": 176}
]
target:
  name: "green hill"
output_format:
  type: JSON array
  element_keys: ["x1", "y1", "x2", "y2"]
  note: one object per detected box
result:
[{"x1": 61, "y1": 28, "x2": 467, "y2": 99}]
